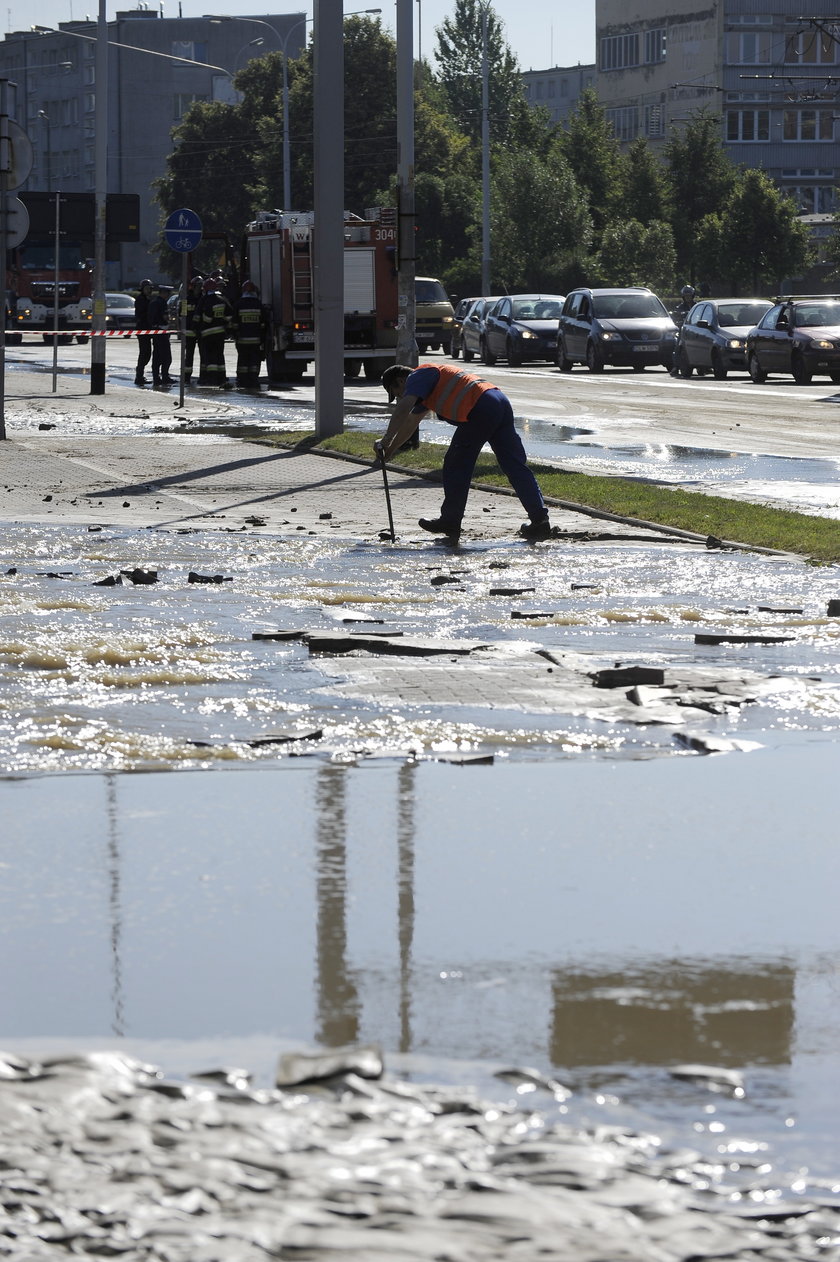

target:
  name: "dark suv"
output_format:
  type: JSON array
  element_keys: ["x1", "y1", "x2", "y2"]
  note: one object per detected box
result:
[
  {"x1": 557, "y1": 287, "x2": 677, "y2": 372},
  {"x1": 745, "y1": 295, "x2": 840, "y2": 385}
]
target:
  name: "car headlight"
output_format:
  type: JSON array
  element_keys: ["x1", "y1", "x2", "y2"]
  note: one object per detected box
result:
[
  {"x1": 442, "y1": 316, "x2": 454, "y2": 326},
  {"x1": 726, "y1": 338, "x2": 743, "y2": 349},
  {"x1": 813, "y1": 339, "x2": 836, "y2": 350},
  {"x1": 599, "y1": 331, "x2": 618, "y2": 341},
  {"x1": 520, "y1": 328, "x2": 538, "y2": 339}
]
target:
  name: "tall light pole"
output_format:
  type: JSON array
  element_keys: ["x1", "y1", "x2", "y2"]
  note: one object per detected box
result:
[
  {"x1": 37, "y1": 109, "x2": 51, "y2": 191},
  {"x1": 480, "y1": 2, "x2": 491, "y2": 294},
  {"x1": 90, "y1": 0, "x2": 107, "y2": 395},
  {"x1": 395, "y1": 0, "x2": 416, "y2": 366}
]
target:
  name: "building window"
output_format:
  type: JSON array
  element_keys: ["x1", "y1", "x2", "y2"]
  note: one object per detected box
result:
[
  {"x1": 174, "y1": 93, "x2": 209, "y2": 120},
  {"x1": 784, "y1": 30, "x2": 837, "y2": 63},
  {"x1": 535, "y1": 81, "x2": 544, "y2": 98},
  {"x1": 547, "y1": 79, "x2": 556, "y2": 98},
  {"x1": 606, "y1": 105, "x2": 639, "y2": 141},
  {"x1": 172, "y1": 40, "x2": 208, "y2": 63},
  {"x1": 644, "y1": 103, "x2": 665, "y2": 136},
  {"x1": 726, "y1": 108, "x2": 770, "y2": 140},
  {"x1": 725, "y1": 31, "x2": 772, "y2": 63},
  {"x1": 84, "y1": 92, "x2": 95, "y2": 113},
  {"x1": 644, "y1": 29, "x2": 666, "y2": 64},
  {"x1": 728, "y1": 12, "x2": 772, "y2": 22},
  {"x1": 83, "y1": 63, "x2": 95, "y2": 85},
  {"x1": 600, "y1": 33, "x2": 640, "y2": 71},
  {"x1": 783, "y1": 109, "x2": 834, "y2": 140}
]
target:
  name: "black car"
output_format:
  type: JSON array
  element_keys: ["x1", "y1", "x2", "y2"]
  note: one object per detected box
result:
[
  {"x1": 745, "y1": 295, "x2": 840, "y2": 385},
  {"x1": 557, "y1": 287, "x2": 677, "y2": 372},
  {"x1": 674, "y1": 298, "x2": 773, "y2": 380},
  {"x1": 450, "y1": 297, "x2": 478, "y2": 359},
  {"x1": 481, "y1": 294, "x2": 564, "y2": 366}
]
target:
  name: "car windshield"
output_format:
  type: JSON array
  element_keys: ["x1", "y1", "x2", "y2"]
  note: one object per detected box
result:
[
  {"x1": 715, "y1": 302, "x2": 772, "y2": 327},
  {"x1": 107, "y1": 293, "x2": 133, "y2": 306},
  {"x1": 511, "y1": 298, "x2": 562, "y2": 320},
  {"x1": 416, "y1": 280, "x2": 448, "y2": 303},
  {"x1": 592, "y1": 294, "x2": 667, "y2": 319},
  {"x1": 792, "y1": 302, "x2": 840, "y2": 328}
]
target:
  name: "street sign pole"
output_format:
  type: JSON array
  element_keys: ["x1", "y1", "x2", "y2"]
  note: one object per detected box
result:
[
  {"x1": 164, "y1": 208, "x2": 202, "y2": 410},
  {"x1": 0, "y1": 80, "x2": 34, "y2": 440}
]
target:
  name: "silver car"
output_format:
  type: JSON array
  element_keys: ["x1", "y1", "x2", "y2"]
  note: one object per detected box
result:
[{"x1": 674, "y1": 299, "x2": 773, "y2": 379}]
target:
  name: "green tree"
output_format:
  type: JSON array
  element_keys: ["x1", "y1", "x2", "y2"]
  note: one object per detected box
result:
[
  {"x1": 562, "y1": 89, "x2": 623, "y2": 239},
  {"x1": 665, "y1": 110, "x2": 735, "y2": 282},
  {"x1": 434, "y1": 0, "x2": 543, "y2": 150},
  {"x1": 701, "y1": 169, "x2": 813, "y2": 293},
  {"x1": 615, "y1": 136, "x2": 668, "y2": 225},
  {"x1": 488, "y1": 147, "x2": 592, "y2": 292},
  {"x1": 822, "y1": 192, "x2": 840, "y2": 280},
  {"x1": 593, "y1": 218, "x2": 676, "y2": 293}
]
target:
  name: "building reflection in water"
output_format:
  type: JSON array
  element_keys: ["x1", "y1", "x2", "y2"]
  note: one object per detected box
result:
[
  {"x1": 314, "y1": 766, "x2": 360, "y2": 1046},
  {"x1": 104, "y1": 774, "x2": 125, "y2": 1038},
  {"x1": 550, "y1": 962, "x2": 794, "y2": 1069},
  {"x1": 396, "y1": 762, "x2": 416, "y2": 1053}
]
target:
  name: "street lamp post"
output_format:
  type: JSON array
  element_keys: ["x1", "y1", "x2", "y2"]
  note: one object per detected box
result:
[
  {"x1": 480, "y1": 2, "x2": 491, "y2": 295},
  {"x1": 37, "y1": 109, "x2": 50, "y2": 191}
]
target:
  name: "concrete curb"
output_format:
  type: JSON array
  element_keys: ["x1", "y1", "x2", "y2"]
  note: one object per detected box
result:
[{"x1": 253, "y1": 438, "x2": 797, "y2": 559}]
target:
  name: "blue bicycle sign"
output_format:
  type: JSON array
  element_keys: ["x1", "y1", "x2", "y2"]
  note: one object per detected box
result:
[{"x1": 165, "y1": 208, "x2": 202, "y2": 253}]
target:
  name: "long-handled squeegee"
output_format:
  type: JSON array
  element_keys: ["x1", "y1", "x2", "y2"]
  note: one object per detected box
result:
[{"x1": 378, "y1": 449, "x2": 396, "y2": 542}]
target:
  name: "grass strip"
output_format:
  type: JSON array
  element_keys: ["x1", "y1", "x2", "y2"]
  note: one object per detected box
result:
[{"x1": 259, "y1": 429, "x2": 840, "y2": 564}]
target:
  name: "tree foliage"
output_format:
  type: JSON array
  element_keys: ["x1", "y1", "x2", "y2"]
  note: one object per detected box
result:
[
  {"x1": 665, "y1": 111, "x2": 735, "y2": 282},
  {"x1": 615, "y1": 137, "x2": 668, "y2": 226},
  {"x1": 695, "y1": 169, "x2": 813, "y2": 293},
  {"x1": 592, "y1": 219, "x2": 677, "y2": 293},
  {"x1": 563, "y1": 88, "x2": 623, "y2": 238}
]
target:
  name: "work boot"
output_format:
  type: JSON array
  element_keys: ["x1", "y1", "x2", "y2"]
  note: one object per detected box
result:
[
  {"x1": 134, "y1": 374, "x2": 145, "y2": 386},
  {"x1": 419, "y1": 516, "x2": 460, "y2": 539},
  {"x1": 519, "y1": 517, "x2": 552, "y2": 540}
]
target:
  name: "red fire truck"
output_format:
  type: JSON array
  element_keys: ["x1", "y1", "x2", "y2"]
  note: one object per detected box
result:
[
  {"x1": 243, "y1": 207, "x2": 398, "y2": 381},
  {"x1": 6, "y1": 235, "x2": 93, "y2": 344}
]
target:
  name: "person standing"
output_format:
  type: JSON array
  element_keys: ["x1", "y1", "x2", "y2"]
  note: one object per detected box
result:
[
  {"x1": 376, "y1": 363, "x2": 551, "y2": 541},
  {"x1": 147, "y1": 285, "x2": 173, "y2": 387},
  {"x1": 182, "y1": 274, "x2": 204, "y2": 384},
  {"x1": 198, "y1": 278, "x2": 232, "y2": 387},
  {"x1": 133, "y1": 279, "x2": 154, "y2": 386},
  {"x1": 233, "y1": 280, "x2": 267, "y2": 391}
]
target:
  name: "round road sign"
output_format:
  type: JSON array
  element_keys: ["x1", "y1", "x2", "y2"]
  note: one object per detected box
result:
[
  {"x1": 0, "y1": 195, "x2": 29, "y2": 249},
  {"x1": 1, "y1": 121, "x2": 34, "y2": 191},
  {"x1": 165, "y1": 207, "x2": 202, "y2": 253}
]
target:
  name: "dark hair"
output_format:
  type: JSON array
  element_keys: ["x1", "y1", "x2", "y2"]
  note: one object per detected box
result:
[{"x1": 382, "y1": 364, "x2": 412, "y2": 396}]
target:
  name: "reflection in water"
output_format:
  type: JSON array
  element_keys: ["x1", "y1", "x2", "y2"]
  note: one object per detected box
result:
[
  {"x1": 397, "y1": 763, "x2": 416, "y2": 1053},
  {"x1": 551, "y1": 962, "x2": 794, "y2": 1069},
  {"x1": 104, "y1": 775, "x2": 125, "y2": 1038},
  {"x1": 314, "y1": 766, "x2": 359, "y2": 1046}
]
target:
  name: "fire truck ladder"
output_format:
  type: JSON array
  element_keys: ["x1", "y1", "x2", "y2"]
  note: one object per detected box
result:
[{"x1": 290, "y1": 226, "x2": 313, "y2": 320}]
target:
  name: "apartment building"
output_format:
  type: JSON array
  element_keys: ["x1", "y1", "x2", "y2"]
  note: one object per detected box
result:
[
  {"x1": 595, "y1": 0, "x2": 839, "y2": 213},
  {"x1": 521, "y1": 63, "x2": 596, "y2": 126},
  {"x1": 0, "y1": 10, "x2": 305, "y2": 284}
]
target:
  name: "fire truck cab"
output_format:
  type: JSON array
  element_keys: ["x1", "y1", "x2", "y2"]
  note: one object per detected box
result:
[{"x1": 244, "y1": 208, "x2": 398, "y2": 381}]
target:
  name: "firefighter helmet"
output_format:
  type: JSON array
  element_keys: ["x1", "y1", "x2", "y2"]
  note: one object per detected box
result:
[
  {"x1": 680, "y1": 284, "x2": 696, "y2": 301},
  {"x1": 241, "y1": 280, "x2": 259, "y2": 295}
]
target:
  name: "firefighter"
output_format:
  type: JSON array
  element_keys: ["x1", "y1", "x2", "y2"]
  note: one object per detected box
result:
[
  {"x1": 182, "y1": 273, "x2": 204, "y2": 383},
  {"x1": 133, "y1": 279, "x2": 154, "y2": 386},
  {"x1": 148, "y1": 285, "x2": 173, "y2": 387},
  {"x1": 198, "y1": 277, "x2": 233, "y2": 387},
  {"x1": 233, "y1": 280, "x2": 267, "y2": 391}
]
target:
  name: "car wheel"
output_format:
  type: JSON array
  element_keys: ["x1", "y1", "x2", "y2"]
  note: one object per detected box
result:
[
  {"x1": 344, "y1": 359, "x2": 361, "y2": 379},
  {"x1": 631, "y1": 361, "x2": 646, "y2": 372},
  {"x1": 695, "y1": 365, "x2": 709, "y2": 376},
  {"x1": 481, "y1": 339, "x2": 496, "y2": 367},
  {"x1": 362, "y1": 359, "x2": 384, "y2": 381},
  {"x1": 450, "y1": 341, "x2": 460, "y2": 359},
  {"x1": 748, "y1": 352, "x2": 767, "y2": 384},
  {"x1": 830, "y1": 372, "x2": 840, "y2": 384},
  {"x1": 791, "y1": 352, "x2": 812, "y2": 385},
  {"x1": 462, "y1": 343, "x2": 474, "y2": 363},
  {"x1": 506, "y1": 338, "x2": 522, "y2": 367},
  {"x1": 711, "y1": 350, "x2": 728, "y2": 380},
  {"x1": 441, "y1": 339, "x2": 452, "y2": 356},
  {"x1": 676, "y1": 347, "x2": 692, "y2": 378},
  {"x1": 585, "y1": 341, "x2": 604, "y2": 373},
  {"x1": 556, "y1": 341, "x2": 573, "y2": 372}
]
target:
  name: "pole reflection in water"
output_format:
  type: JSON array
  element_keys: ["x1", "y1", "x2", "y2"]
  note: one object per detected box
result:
[
  {"x1": 314, "y1": 765, "x2": 360, "y2": 1046},
  {"x1": 104, "y1": 774, "x2": 125, "y2": 1038},
  {"x1": 397, "y1": 762, "x2": 416, "y2": 1054}
]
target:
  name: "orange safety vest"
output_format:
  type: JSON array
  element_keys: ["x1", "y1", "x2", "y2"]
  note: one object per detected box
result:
[{"x1": 416, "y1": 363, "x2": 494, "y2": 423}]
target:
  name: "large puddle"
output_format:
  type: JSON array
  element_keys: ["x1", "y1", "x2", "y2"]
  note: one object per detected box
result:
[{"x1": 4, "y1": 746, "x2": 840, "y2": 1184}]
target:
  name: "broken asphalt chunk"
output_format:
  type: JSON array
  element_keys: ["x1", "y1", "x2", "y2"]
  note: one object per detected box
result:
[
  {"x1": 120, "y1": 568, "x2": 158, "y2": 585},
  {"x1": 252, "y1": 629, "x2": 309, "y2": 641},
  {"x1": 827, "y1": 599, "x2": 840, "y2": 617},
  {"x1": 669, "y1": 1064, "x2": 745, "y2": 1095},
  {"x1": 307, "y1": 633, "x2": 484, "y2": 656},
  {"x1": 511, "y1": 609, "x2": 557, "y2": 619},
  {"x1": 490, "y1": 587, "x2": 536, "y2": 596},
  {"x1": 674, "y1": 731, "x2": 763, "y2": 755},
  {"x1": 247, "y1": 728, "x2": 323, "y2": 747},
  {"x1": 694, "y1": 632, "x2": 795, "y2": 645},
  {"x1": 757, "y1": 605, "x2": 803, "y2": 614},
  {"x1": 188, "y1": 572, "x2": 232, "y2": 584},
  {"x1": 275, "y1": 1043, "x2": 384, "y2": 1087},
  {"x1": 431, "y1": 574, "x2": 463, "y2": 586},
  {"x1": 593, "y1": 666, "x2": 666, "y2": 689},
  {"x1": 93, "y1": 574, "x2": 123, "y2": 587}
]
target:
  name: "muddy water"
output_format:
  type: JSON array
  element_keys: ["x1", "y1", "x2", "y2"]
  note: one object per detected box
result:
[{"x1": 4, "y1": 746, "x2": 840, "y2": 1184}]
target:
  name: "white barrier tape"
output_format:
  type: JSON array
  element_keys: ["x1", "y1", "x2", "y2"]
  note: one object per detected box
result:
[{"x1": 87, "y1": 329, "x2": 171, "y2": 337}]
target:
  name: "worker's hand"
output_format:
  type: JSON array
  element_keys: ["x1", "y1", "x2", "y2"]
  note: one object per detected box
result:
[{"x1": 373, "y1": 439, "x2": 387, "y2": 460}]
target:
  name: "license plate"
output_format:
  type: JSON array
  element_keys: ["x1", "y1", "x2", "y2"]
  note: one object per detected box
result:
[
  {"x1": 292, "y1": 332, "x2": 313, "y2": 344},
  {"x1": 634, "y1": 344, "x2": 660, "y2": 352}
]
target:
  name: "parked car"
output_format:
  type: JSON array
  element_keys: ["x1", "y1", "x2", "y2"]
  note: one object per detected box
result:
[
  {"x1": 460, "y1": 296, "x2": 501, "y2": 363},
  {"x1": 557, "y1": 287, "x2": 677, "y2": 372},
  {"x1": 416, "y1": 277, "x2": 455, "y2": 355},
  {"x1": 450, "y1": 297, "x2": 478, "y2": 358},
  {"x1": 745, "y1": 295, "x2": 840, "y2": 385},
  {"x1": 105, "y1": 292, "x2": 137, "y2": 330},
  {"x1": 481, "y1": 294, "x2": 565, "y2": 366},
  {"x1": 674, "y1": 298, "x2": 773, "y2": 379}
]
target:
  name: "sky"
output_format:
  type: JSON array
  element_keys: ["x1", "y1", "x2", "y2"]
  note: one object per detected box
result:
[{"x1": 4, "y1": 0, "x2": 596, "y2": 73}]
